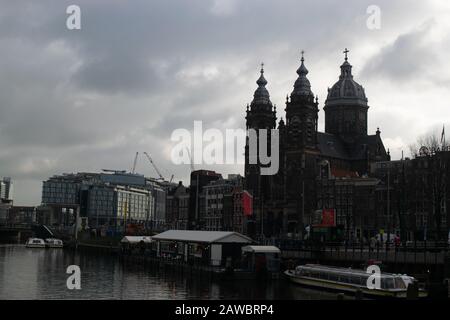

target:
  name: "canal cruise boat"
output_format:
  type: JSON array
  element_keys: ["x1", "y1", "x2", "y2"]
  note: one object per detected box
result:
[
  {"x1": 25, "y1": 238, "x2": 46, "y2": 248},
  {"x1": 45, "y1": 238, "x2": 64, "y2": 248},
  {"x1": 284, "y1": 264, "x2": 428, "y2": 299}
]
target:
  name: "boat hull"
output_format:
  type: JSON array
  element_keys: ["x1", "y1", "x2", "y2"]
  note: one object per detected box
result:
[
  {"x1": 26, "y1": 243, "x2": 46, "y2": 248},
  {"x1": 45, "y1": 244, "x2": 64, "y2": 248},
  {"x1": 284, "y1": 270, "x2": 427, "y2": 299}
]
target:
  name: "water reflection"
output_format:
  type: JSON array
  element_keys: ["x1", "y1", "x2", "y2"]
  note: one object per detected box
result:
[{"x1": 0, "y1": 245, "x2": 337, "y2": 300}]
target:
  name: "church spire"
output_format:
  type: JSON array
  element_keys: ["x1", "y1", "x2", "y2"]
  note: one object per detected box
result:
[
  {"x1": 251, "y1": 62, "x2": 272, "y2": 106},
  {"x1": 256, "y1": 62, "x2": 267, "y2": 87},
  {"x1": 340, "y1": 48, "x2": 353, "y2": 79},
  {"x1": 291, "y1": 50, "x2": 314, "y2": 98},
  {"x1": 296, "y1": 50, "x2": 309, "y2": 77},
  {"x1": 343, "y1": 48, "x2": 349, "y2": 61}
]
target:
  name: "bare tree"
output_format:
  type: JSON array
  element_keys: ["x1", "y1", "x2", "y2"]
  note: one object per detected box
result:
[{"x1": 409, "y1": 131, "x2": 446, "y2": 158}]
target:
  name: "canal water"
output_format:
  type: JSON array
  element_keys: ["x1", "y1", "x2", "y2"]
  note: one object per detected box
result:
[{"x1": 0, "y1": 244, "x2": 338, "y2": 300}]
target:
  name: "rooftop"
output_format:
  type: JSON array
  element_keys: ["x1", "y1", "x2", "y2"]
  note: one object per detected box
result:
[{"x1": 152, "y1": 230, "x2": 253, "y2": 244}]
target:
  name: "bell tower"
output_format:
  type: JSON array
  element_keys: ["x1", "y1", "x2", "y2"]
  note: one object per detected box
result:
[
  {"x1": 285, "y1": 52, "x2": 319, "y2": 150},
  {"x1": 283, "y1": 52, "x2": 319, "y2": 235},
  {"x1": 244, "y1": 64, "x2": 276, "y2": 199}
]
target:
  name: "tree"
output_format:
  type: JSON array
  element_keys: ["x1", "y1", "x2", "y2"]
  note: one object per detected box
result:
[{"x1": 409, "y1": 130, "x2": 447, "y2": 158}]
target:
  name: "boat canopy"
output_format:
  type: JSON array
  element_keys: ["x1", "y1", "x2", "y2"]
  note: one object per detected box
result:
[
  {"x1": 242, "y1": 245, "x2": 281, "y2": 254},
  {"x1": 296, "y1": 264, "x2": 410, "y2": 280},
  {"x1": 120, "y1": 236, "x2": 152, "y2": 244}
]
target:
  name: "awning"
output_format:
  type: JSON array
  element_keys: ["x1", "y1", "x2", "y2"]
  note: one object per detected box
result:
[
  {"x1": 241, "y1": 245, "x2": 281, "y2": 254},
  {"x1": 120, "y1": 236, "x2": 152, "y2": 244}
]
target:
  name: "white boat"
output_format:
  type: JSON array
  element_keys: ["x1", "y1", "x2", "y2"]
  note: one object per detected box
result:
[
  {"x1": 45, "y1": 238, "x2": 64, "y2": 248},
  {"x1": 284, "y1": 264, "x2": 428, "y2": 299},
  {"x1": 25, "y1": 238, "x2": 46, "y2": 248}
]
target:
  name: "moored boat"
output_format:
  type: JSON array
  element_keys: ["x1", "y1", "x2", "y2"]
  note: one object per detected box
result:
[
  {"x1": 284, "y1": 264, "x2": 427, "y2": 299},
  {"x1": 25, "y1": 238, "x2": 46, "y2": 248},
  {"x1": 45, "y1": 238, "x2": 64, "y2": 248}
]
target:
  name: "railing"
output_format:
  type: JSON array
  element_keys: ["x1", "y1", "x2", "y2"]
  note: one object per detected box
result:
[
  {"x1": 0, "y1": 222, "x2": 34, "y2": 230},
  {"x1": 256, "y1": 236, "x2": 450, "y2": 257}
]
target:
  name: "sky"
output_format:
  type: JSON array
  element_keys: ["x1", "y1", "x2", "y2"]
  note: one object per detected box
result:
[{"x1": 1, "y1": 0, "x2": 450, "y2": 205}]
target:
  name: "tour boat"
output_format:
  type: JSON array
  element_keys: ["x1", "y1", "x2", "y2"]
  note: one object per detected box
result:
[
  {"x1": 284, "y1": 264, "x2": 428, "y2": 299},
  {"x1": 25, "y1": 238, "x2": 46, "y2": 248},
  {"x1": 45, "y1": 238, "x2": 64, "y2": 248}
]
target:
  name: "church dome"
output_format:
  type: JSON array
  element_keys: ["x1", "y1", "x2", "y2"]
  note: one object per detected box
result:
[
  {"x1": 325, "y1": 51, "x2": 368, "y2": 107},
  {"x1": 291, "y1": 54, "x2": 314, "y2": 98},
  {"x1": 251, "y1": 64, "x2": 272, "y2": 108}
]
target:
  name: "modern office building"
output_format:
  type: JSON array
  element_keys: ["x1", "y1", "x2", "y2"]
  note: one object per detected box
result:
[
  {"x1": 41, "y1": 171, "x2": 166, "y2": 231},
  {"x1": 0, "y1": 177, "x2": 13, "y2": 203}
]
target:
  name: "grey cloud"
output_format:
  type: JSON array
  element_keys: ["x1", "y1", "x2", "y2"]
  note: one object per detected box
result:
[
  {"x1": 0, "y1": 0, "x2": 447, "y2": 205},
  {"x1": 360, "y1": 20, "x2": 439, "y2": 83}
]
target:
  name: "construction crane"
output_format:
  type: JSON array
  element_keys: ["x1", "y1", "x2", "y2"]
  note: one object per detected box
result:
[
  {"x1": 143, "y1": 152, "x2": 164, "y2": 180},
  {"x1": 131, "y1": 152, "x2": 139, "y2": 174}
]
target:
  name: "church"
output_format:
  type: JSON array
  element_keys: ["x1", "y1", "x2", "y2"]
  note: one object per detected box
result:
[{"x1": 244, "y1": 49, "x2": 391, "y2": 238}]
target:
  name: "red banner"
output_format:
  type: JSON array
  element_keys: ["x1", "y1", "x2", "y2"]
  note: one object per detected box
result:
[
  {"x1": 321, "y1": 208, "x2": 336, "y2": 227},
  {"x1": 242, "y1": 190, "x2": 253, "y2": 216}
]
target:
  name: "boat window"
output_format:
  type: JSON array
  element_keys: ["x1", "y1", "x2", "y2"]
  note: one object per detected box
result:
[
  {"x1": 351, "y1": 276, "x2": 361, "y2": 285},
  {"x1": 361, "y1": 276, "x2": 369, "y2": 286},
  {"x1": 382, "y1": 278, "x2": 395, "y2": 289},
  {"x1": 395, "y1": 277, "x2": 406, "y2": 289},
  {"x1": 329, "y1": 273, "x2": 338, "y2": 281}
]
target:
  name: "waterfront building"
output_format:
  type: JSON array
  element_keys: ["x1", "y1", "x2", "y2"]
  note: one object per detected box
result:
[
  {"x1": 166, "y1": 181, "x2": 190, "y2": 230},
  {"x1": 41, "y1": 171, "x2": 166, "y2": 232},
  {"x1": 316, "y1": 162, "x2": 380, "y2": 241},
  {"x1": 0, "y1": 203, "x2": 11, "y2": 224},
  {"x1": 5, "y1": 206, "x2": 37, "y2": 225},
  {"x1": 152, "y1": 230, "x2": 253, "y2": 266},
  {"x1": 188, "y1": 170, "x2": 222, "y2": 230},
  {"x1": 232, "y1": 186, "x2": 246, "y2": 234},
  {"x1": 203, "y1": 174, "x2": 244, "y2": 231},
  {"x1": 244, "y1": 51, "x2": 390, "y2": 238},
  {"x1": 0, "y1": 177, "x2": 13, "y2": 203},
  {"x1": 371, "y1": 150, "x2": 450, "y2": 241}
]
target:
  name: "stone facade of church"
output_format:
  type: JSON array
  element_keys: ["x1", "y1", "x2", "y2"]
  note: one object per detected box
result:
[{"x1": 244, "y1": 51, "x2": 391, "y2": 238}]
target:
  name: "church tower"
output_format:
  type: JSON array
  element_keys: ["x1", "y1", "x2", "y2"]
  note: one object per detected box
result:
[
  {"x1": 324, "y1": 49, "x2": 368, "y2": 144},
  {"x1": 285, "y1": 52, "x2": 319, "y2": 150},
  {"x1": 283, "y1": 52, "x2": 319, "y2": 235},
  {"x1": 245, "y1": 64, "x2": 276, "y2": 200}
]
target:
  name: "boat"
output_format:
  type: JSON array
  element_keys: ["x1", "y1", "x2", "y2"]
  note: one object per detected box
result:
[
  {"x1": 284, "y1": 264, "x2": 428, "y2": 299},
  {"x1": 45, "y1": 238, "x2": 64, "y2": 248},
  {"x1": 25, "y1": 238, "x2": 46, "y2": 248}
]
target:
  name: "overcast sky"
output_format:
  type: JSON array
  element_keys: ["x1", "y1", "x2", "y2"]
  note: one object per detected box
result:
[{"x1": 1, "y1": 0, "x2": 450, "y2": 205}]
